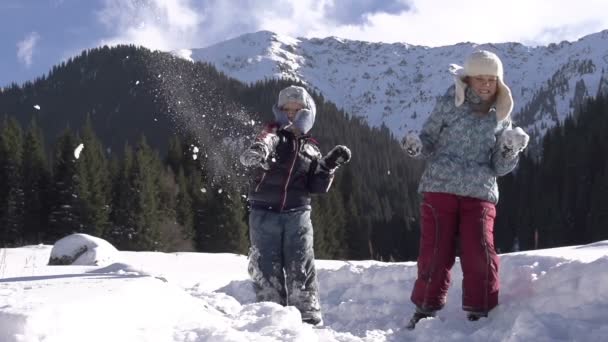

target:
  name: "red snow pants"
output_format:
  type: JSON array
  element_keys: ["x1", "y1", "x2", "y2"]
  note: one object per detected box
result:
[{"x1": 410, "y1": 192, "x2": 499, "y2": 314}]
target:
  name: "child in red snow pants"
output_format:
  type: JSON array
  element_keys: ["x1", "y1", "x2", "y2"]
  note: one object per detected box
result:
[{"x1": 410, "y1": 192, "x2": 499, "y2": 314}]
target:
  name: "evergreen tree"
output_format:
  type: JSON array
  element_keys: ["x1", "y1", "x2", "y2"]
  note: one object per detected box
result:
[
  {"x1": 47, "y1": 129, "x2": 80, "y2": 242},
  {"x1": 175, "y1": 167, "x2": 194, "y2": 239},
  {"x1": 156, "y1": 165, "x2": 194, "y2": 252},
  {"x1": 0, "y1": 117, "x2": 25, "y2": 246},
  {"x1": 194, "y1": 184, "x2": 249, "y2": 254},
  {"x1": 108, "y1": 143, "x2": 135, "y2": 247},
  {"x1": 21, "y1": 118, "x2": 51, "y2": 243},
  {"x1": 311, "y1": 188, "x2": 348, "y2": 259},
  {"x1": 114, "y1": 136, "x2": 163, "y2": 251},
  {"x1": 74, "y1": 116, "x2": 111, "y2": 237}
]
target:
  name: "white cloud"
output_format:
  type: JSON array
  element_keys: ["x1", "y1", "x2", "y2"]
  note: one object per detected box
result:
[
  {"x1": 97, "y1": 0, "x2": 201, "y2": 50},
  {"x1": 17, "y1": 32, "x2": 40, "y2": 67},
  {"x1": 95, "y1": 0, "x2": 608, "y2": 50},
  {"x1": 302, "y1": 0, "x2": 608, "y2": 46}
]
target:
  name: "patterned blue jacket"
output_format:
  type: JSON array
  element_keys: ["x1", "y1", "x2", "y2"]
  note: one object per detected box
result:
[{"x1": 417, "y1": 86, "x2": 519, "y2": 203}]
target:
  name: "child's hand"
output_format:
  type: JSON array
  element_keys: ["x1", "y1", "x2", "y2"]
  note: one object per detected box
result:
[
  {"x1": 321, "y1": 145, "x2": 351, "y2": 171},
  {"x1": 240, "y1": 144, "x2": 267, "y2": 167},
  {"x1": 401, "y1": 133, "x2": 422, "y2": 157},
  {"x1": 499, "y1": 127, "x2": 529, "y2": 158}
]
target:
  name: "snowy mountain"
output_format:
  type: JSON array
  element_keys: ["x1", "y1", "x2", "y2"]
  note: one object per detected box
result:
[
  {"x1": 1, "y1": 239, "x2": 608, "y2": 341},
  {"x1": 174, "y1": 30, "x2": 608, "y2": 141}
]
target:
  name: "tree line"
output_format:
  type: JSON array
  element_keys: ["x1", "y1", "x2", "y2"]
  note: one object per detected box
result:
[
  {"x1": 0, "y1": 115, "x2": 251, "y2": 253},
  {"x1": 495, "y1": 91, "x2": 608, "y2": 252},
  {"x1": 0, "y1": 44, "x2": 606, "y2": 260},
  {"x1": 0, "y1": 45, "x2": 423, "y2": 260}
]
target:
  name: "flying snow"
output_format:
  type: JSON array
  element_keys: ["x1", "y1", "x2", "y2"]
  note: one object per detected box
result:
[{"x1": 74, "y1": 143, "x2": 84, "y2": 159}]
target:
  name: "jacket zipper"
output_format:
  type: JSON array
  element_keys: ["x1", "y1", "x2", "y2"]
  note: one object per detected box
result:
[
  {"x1": 254, "y1": 172, "x2": 267, "y2": 193},
  {"x1": 280, "y1": 138, "x2": 300, "y2": 211}
]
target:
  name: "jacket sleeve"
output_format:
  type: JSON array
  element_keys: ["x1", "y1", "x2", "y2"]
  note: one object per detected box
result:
[
  {"x1": 307, "y1": 159, "x2": 335, "y2": 193},
  {"x1": 491, "y1": 118, "x2": 519, "y2": 176},
  {"x1": 418, "y1": 94, "x2": 450, "y2": 158},
  {"x1": 247, "y1": 123, "x2": 280, "y2": 158}
]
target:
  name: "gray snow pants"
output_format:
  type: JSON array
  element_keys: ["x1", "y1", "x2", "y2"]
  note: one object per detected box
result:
[{"x1": 248, "y1": 208, "x2": 322, "y2": 322}]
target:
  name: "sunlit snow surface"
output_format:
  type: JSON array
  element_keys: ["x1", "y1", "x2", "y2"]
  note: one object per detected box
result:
[{"x1": 1, "y1": 241, "x2": 608, "y2": 341}]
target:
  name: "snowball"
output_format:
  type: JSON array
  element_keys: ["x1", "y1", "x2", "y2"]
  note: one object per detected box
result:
[{"x1": 74, "y1": 143, "x2": 84, "y2": 159}]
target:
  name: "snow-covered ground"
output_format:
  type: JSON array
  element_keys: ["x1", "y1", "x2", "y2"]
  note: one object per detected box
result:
[{"x1": 1, "y1": 239, "x2": 608, "y2": 341}]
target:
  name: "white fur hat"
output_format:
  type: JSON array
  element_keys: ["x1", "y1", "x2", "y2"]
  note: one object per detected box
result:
[
  {"x1": 274, "y1": 85, "x2": 317, "y2": 134},
  {"x1": 451, "y1": 50, "x2": 513, "y2": 121},
  {"x1": 278, "y1": 85, "x2": 309, "y2": 108}
]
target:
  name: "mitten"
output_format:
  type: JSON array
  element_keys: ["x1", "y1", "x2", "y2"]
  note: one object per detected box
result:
[
  {"x1": 401, "y1": 133, "x2": 422, "y2": 157},
  {"x1": 291, "y1": 109, "x2": 315, "y2": 135},
  {"x1": 500, "y1": 127, "x2": 529, "y2": 159},
  {"x1": 320, "y1": 145, "x2": 351, "y2": 171},
  {"x1": 239, "y1": 142, "x2": 268, "y2": 167}
]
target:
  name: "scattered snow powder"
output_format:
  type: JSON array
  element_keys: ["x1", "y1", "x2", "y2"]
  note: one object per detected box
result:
[
  {"x1": 33, "y1": 105, "x2": 40, "y2": 110},
  {"x1": 74, "y1": 144, "x2": 84, "y2": 159},
  {"x1": 135, "y1": 80, "x2": 140, "y2": 85},
  {"x1": 218, "y1": 189, "x2": 223, "y2": 194},
  {"x1": 201, "y1": 188, "x2": 207, "y2": 193}
]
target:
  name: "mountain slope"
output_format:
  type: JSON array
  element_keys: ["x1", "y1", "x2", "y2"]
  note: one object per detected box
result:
[{"x1": 178, "y1": 30, "x2": 608, "y2": 140}]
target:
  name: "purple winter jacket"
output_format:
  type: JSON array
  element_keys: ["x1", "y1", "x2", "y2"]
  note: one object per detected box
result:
[{"x1": 246, "y1": 123, "x2": 334, "y2": 212}]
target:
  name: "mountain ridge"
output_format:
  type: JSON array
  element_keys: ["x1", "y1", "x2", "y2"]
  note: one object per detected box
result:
[{"x1": 176, "y1": 29, "x2": 608, "y2": 141}]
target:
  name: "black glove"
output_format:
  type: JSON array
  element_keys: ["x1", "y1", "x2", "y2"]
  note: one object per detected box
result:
[{"x1": 321, "y1": 145, "x2": 351, "y2": 171}]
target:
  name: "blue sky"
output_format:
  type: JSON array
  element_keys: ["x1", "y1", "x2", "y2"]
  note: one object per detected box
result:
[
  {"x1": 2, "y1": 0, "x2": 608, "y2": 87},
  {"x1": 1, "y1": 0, "x2": 108, "y2": 86}
]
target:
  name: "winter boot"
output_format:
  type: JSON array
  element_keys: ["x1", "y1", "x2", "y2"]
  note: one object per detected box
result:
[
  {"x1": 302, "y1": 316, "x2": 324, "y2": 326},
  {"x1": 466, "y1": 311, "x2": 488, "y2": 321},
  {"x1": 406, "y1": 310, "x2": 435, "y2": 330}
]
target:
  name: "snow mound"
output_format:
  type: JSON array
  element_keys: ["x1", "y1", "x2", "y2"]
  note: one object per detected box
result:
[{"x1": 48, "y1": 233, "x2": 119, "y2": 266}]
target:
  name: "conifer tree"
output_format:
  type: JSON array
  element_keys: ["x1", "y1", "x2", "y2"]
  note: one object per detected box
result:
[
  {"x1": 74, "y1": 116, "x2": 111, "y2": 237},
  {"x1": 108, "y1": 143, "x2": 135, "y2": 248},
  {"x1": 0, "y1": 117, "x2": 25, "y2": 246},
  {"x1": 175, "y1": 167, "x2": 194, "y2": 239},
  {"x1": 47, "y1": 129, "x2": 80, "y2": 242},
  {"x1": 194, "y1": 184, "x2": 249, "y2": 254},
  {"x1": 21, "y1": 118, "x2": 51, "y2": 243},
  {"x1": 124, "y1": 136, "x2": 162, "y2": 251}
]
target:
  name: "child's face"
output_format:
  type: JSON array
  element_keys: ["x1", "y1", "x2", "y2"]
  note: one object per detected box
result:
[
  {"x1": 281, "y1": 101, "x2": 304, "y2": 121},
  {"x1": 467, "y1": 75, "x2": 498, "y2": 102}
]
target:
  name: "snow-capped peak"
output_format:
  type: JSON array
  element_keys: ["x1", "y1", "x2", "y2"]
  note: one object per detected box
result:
[{"x1": 176, "y1": 30, "x2": 608, "y2": 140}]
